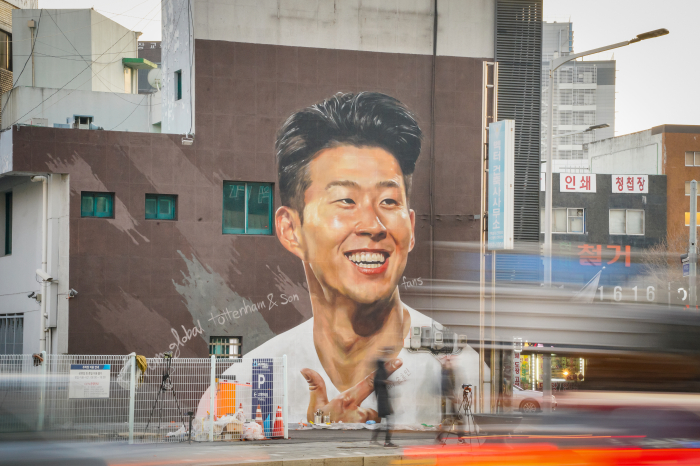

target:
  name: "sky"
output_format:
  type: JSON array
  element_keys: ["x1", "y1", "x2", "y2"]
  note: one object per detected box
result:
[{"x1": 38, "y1": 0, "x2": 699, "y2": 137}]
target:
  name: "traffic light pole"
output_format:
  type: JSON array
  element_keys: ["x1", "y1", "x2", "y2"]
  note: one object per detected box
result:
[{"x1": 690, "y1": 180, "x2": 697, "y2": 307}]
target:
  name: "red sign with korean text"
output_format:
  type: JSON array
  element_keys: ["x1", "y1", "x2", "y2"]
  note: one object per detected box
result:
[{"x1": 612, "y1": 175, "x2": 648, "y2": 194}]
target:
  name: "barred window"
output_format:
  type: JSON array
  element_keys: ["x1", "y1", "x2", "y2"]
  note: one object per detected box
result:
[
  {"x1": 209, "y1": 337, "x2": 242, "y2": 359},
  {"x1": 0, "y1": 314, "x2": 23, "y2": 354}
]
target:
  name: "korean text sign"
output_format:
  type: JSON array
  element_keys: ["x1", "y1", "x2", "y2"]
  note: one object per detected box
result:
[
  {"x1": 488, "y1": 120, "x2": 515, "y2": 250},
  {"x1": 560, "y1": 174, "x2": 597, "y2": 193},
  {"x1": 612, "y1": 175, "x2": 648, "y2": 193},
  {"x1": 69, "y1": 364, "x2": 111, "y2": 399}
]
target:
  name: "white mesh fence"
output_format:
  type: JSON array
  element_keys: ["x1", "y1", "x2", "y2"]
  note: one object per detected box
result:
[{"x1": 0, "y1": 353, "x2": 288, "y2": 443}]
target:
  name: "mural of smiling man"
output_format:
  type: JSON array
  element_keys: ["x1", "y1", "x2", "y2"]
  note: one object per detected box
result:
[{"x1": 223, "y1": 91, "x2": 485, "y2": 425}]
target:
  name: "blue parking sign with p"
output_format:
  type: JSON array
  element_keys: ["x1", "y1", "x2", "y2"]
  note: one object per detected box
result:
[{"x1": 252, "y1": 358, "x2": 273, "y2": 424}]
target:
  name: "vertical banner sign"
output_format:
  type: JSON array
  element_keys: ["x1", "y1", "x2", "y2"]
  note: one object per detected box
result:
[
  {"x1": 488, "y1": 120, "x2": 515, "y2": 250},
  {"x1": 68, "y1": 364, "x2": 111, "y2": 399},
  {"x1": 514, "y1": 352, "x2": 521, "y2": 388},
  {"x1": 252, "y1": 358, "x2": 273, "y2": 426}
]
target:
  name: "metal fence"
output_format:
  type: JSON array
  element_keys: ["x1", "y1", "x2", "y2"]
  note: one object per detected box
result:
[{"x1": 0, "y1": 353, "x2": 288, "y2": 443}]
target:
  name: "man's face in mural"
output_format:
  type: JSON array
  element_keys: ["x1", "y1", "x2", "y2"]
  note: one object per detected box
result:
[{"x1": 277, "y1": 145, "x2": 416, "y2": 305}]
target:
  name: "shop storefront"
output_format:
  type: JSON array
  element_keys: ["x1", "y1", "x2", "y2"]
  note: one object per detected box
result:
[{"x1": 517, "y1": 347, "x2": 585, "y2": 392}]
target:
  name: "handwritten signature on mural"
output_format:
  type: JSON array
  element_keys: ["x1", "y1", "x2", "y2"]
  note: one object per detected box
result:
[
  {"x1": 208, "y1": 292, "x2": 300, "y2": 326},
  {"x1": 155, "y1": 321, "x2": 204, "y2": 359},
  {"x1": 401, "y1": 277, "x2": 423, "y2": 289}
]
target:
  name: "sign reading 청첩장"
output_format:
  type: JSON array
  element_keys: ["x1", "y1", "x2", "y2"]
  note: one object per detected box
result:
[
  {"x1": 560, "y1": 174, "x2": 596, "y2": 193},
  {"x1": 487, "y1": 120, "x2": 515, "y2": 250},
  {"x1": 68, "y1": 364, "x2": 111, "y2": 399},
  {"x1": 612, "y1": 175, "x2": 648, "y2": 193}
]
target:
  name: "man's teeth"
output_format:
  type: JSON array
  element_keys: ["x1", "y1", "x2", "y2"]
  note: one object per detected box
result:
[{"x1": 347, "y1": 252, "x2": 386, "y2": 268}]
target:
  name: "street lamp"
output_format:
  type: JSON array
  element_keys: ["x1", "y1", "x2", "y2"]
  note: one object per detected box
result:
[
  {"x1": 543, "y1": 29, "x2": 669, "y2": 287},
  {"x1": 552, "y1": 123, "x2": 610, "y2": 140}
]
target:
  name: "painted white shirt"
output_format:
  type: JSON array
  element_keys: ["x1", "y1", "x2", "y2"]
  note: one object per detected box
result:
[{"x1": 219, "y1": 305, "x2": 486, "y2": 426}]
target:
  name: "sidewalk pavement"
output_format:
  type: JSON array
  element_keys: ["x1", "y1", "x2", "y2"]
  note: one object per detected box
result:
[{"x1": 0, "y1": 430, "x2": 443, "y2": 466}]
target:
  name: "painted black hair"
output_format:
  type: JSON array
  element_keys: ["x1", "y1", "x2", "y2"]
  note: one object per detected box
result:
[{"x1": 275, "y1": 92, "x2": 422, "y2": 221}]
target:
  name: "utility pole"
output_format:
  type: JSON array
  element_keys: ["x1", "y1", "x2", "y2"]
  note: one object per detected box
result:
[{"x1": 690, "y1": 180, "x2": 697, "y2": 307}]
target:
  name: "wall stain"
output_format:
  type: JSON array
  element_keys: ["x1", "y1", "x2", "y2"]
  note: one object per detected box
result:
[{"x1": 174, "y1": 251, "x2": 275, "y2": 354}]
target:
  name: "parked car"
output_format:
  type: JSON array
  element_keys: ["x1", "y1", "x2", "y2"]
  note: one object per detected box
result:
[{"x1": 513, "y1": 385, "x2": 556, "y2": 413}]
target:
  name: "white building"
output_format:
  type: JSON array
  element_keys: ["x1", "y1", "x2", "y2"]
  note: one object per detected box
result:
[
  {"x1": 541, "y1": 22, "x2": 616, "y2": 173},
  {"x1": 1, "y1": 9, "x2": 161, "y2": 132}
]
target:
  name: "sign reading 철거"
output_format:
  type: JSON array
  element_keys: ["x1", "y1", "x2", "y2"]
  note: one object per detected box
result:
[
  {"x1": 69, "y1": 364, "x2": 111, "y2": 399},
  {"x1": 488, "y1": 120, "x2": 515, "y2": 250}
]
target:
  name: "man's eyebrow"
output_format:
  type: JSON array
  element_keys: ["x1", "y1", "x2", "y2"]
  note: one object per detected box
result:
[
  {"x1": 325, "y1": 180, "x2": 360, "y2": 190},
  {"x1": 377, "y1": 180, "x2": 401, "y2": 189}
]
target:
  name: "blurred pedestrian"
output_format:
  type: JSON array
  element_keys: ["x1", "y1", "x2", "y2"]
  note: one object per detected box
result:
[
  {"x1": 371, "y1": 348, "x2": 397, "y2": 448},
  {"x1": 436, "y1": 356, "x2": 461, "y2": 443}
]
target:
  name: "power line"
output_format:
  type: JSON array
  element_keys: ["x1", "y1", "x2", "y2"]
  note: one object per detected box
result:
[
  {"x1": 108, "y1": 95, "x2": 148, "y2": 130},
  {"x1": 1, "y1": 10, "x2": 43, "y2": 121}
]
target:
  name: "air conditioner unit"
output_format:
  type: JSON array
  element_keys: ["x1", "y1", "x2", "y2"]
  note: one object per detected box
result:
[{"x1": 30, "y1": 118, "x2": 48, "y2": 127}]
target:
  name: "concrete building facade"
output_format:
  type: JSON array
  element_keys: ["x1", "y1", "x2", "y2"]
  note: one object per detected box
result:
[
  {"x1": 1, "y1": 0, "x2": 502, "y2": 356},
  {"x1": 2, "y1": 9, "x2": 160, "y2": 132},
  {"x1": 587, "y1": 125, "x2": 700, "y2": 239}
]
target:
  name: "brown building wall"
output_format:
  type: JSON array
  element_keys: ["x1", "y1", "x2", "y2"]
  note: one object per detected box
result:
[
  {"x1": 10, "y1": 40, "x2": 486, "y2": 356},
  {"x1": 663, "y1": 131, "x2": 700, "y2": 238}
]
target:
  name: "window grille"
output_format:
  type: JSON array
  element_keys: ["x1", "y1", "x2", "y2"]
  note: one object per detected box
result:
[
  {"x1": 0, "y1": 314, "x2": 23, "y2": 354},
  {"x1": 209, "y1": 337, "x2": 242, "y2": 359}
]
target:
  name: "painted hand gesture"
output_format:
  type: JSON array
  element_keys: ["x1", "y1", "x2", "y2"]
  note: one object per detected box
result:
[{"x1": 300, "y1": 358, "x2": 403, "y2": 423}]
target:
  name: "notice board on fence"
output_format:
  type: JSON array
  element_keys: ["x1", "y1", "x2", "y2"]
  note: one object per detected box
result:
[{"x1": 68, "y1": 364, "x2": 111, "y2": 399}]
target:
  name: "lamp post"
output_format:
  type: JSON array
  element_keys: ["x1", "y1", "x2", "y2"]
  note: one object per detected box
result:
[
  {"x1": 552, "y1": 123, "x2": 609, "y2": 140},
  {"x1": 543, "y1": 29, "x2": 669, "y2": 287}
]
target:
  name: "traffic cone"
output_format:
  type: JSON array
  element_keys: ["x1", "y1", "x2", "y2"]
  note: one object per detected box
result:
[
  {"x1": 273, "y1": 405, "x2": 284, "y2": 437},
  {"x1": 255, "y1": 405, "x2": 263, "y2": 429}
]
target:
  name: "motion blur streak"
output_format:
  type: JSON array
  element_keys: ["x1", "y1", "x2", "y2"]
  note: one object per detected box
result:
[{"x1": 398, "y1": 444, "x2": 700, "y2": 466}]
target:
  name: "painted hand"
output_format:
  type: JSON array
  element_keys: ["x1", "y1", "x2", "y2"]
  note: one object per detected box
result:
[{"x1": 300, "y1": 358, "x2": 403, "y2": 423}]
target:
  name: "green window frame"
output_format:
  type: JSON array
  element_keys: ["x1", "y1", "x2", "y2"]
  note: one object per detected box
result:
[
  {"x1": 175, "y1": 70, "x2": 182, "y2": 101},
  {"x1": 222, "y1": 182, "x2": 273, "y2": 235},
  {"x1": 81, "y1": 192, "x2": 114, "y2": 218},
  {"x1": 209, "y1": 336, "x2": 242, "y2": 359},
  {"x1": 4, "y1": 192, "x2": 11, "y2": 255},
  {"x1": 145, "y1": 194, "x2": 177, "y2": 220}
]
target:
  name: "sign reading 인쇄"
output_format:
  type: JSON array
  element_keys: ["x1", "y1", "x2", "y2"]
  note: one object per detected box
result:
[
  {"x1": 487, "y1": 119, "x2": 515, "y2": 250},
  {"x1": 560, "y1": 174, "x2": 596, "y2": 193},
  {"x1": 612, "y1": 175, "x2": 648, "y2": 193},
  {"x1": 69, "y1": 364, "x2": 111, "y2": 399},
  {"x1": 252, "y1": 358, "x2": 273, "y2": 426}
]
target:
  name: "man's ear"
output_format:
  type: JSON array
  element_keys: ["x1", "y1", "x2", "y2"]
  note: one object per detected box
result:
[
  {"x1": 276, "y1": 206, "x2": 306, "y2": 261},
  {"x1": 408, "y1": 209, "x2": 416, "y2": 252}
]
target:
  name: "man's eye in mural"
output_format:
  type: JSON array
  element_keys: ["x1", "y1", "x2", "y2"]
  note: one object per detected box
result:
[
  {"x1": 335, "y1": 198, "x2": 355, "y2": 206},
  {"x1": 381, "y1": 198, "x2": 399, "y2": 206}
]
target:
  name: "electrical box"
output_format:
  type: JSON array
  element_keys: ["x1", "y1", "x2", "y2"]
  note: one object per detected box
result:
[
  {"x1": 420, "y1": 326, "x2": 431, "y2": 348},
  {"x1": 433, "y1": 331, "x2": 444, "y2": 350},
  {"x1": 410, "y1": 326, "x2": 421, "y2": 349}
]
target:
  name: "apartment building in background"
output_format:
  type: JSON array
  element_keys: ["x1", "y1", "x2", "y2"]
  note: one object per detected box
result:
[{"x1": 541, "y1": 21, "x2": 616, "y2": 173}]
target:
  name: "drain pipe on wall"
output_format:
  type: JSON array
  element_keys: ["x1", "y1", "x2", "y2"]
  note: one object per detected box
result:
[{"x1": 31, "y1": 175, "x2": 48, "y2": 353}]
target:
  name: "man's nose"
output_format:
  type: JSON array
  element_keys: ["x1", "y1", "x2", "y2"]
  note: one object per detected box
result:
[{"x1": 356, "y1": 204, "x2": 387, "y2": 238}]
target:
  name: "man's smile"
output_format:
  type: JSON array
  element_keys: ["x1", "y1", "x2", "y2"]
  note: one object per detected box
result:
[{"x1": 344, "y1": 249, "x2": 390, "y2": 274}]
